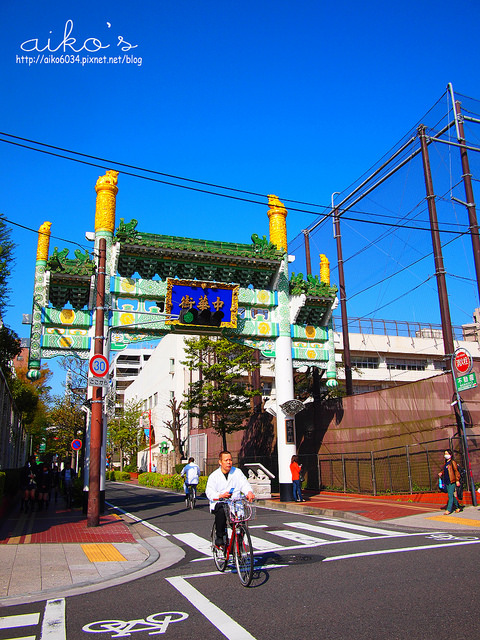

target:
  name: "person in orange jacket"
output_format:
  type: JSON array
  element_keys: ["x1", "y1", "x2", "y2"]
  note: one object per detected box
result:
[{"x1": 290, "y1": 455, "x2": 305, "y2": 502}]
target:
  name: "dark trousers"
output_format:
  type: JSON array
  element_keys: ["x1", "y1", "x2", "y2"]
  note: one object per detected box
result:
[{"x1": 213, "y1": 502, "x2": 227, "y2": 539}]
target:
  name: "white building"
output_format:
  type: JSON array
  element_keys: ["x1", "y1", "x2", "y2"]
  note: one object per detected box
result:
[
  {"x1": 109, "y1": 346, "x2": 156, "y2": 413},
  {"x1": 333, "y1": 316, "x2": 480, "y2": 394}
]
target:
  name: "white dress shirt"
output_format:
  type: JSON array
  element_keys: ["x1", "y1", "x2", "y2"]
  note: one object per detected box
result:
[{"x1": 205, "y1": 466, "x2": 253, "y2": 512}]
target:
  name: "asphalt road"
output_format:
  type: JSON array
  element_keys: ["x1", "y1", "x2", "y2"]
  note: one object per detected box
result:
[{"x1": 1, "y1": 483, "x2": 479, "y2": 640}]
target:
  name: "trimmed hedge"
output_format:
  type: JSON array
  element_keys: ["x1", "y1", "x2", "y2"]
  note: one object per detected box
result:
[
  {"x1": 108, "y1": 470, "x2": 131, "y2": 482},
  {"x1": 139, "y1": 472, "x2": 207, "y2": 495}
]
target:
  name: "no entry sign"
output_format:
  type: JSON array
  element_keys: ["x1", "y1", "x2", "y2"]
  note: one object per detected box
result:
[{"x1": 453, "y1": 348, "x2": 473, "y2": 377}]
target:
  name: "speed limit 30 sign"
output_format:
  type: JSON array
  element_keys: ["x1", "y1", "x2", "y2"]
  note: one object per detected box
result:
[{"x1": 89, "y1": 354, "x2": 109, "y2": 378}]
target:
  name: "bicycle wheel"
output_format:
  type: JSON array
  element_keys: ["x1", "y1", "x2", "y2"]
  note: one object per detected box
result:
[
  {"x1": 211, "y1": 525, "x2": 227, "y2": 572},
  {"x1": 189, "y1": 487, "x2": 196, "y2": 509},
  {"x1": 234, "y1": 524, "x2": 254, "y2": 586}
]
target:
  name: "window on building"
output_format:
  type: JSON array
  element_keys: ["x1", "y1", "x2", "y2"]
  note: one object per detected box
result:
[
  {"x1": 148, "y1": 396, "x2": 153, "y2": 409},
  {"x1": 351, "y1": 356, "x2": 379, "y2": 369},
  {"x1": 386, "y1": 358, "x2": 427, "y2": 371},
  {"x1": 154, "y1": 392, "x2": 158, "y2": 405},
  {"x1": 434, "y1": 360, "x2": 448, "y2": 371},
  {"x1": 170, "y1": 390, "x2": 175, "y2": 401},
  {"x1": 169, "y1": 358, "x2": 175, "y2": 373}
]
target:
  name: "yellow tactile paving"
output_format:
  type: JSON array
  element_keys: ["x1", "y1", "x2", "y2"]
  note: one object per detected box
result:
[
  {"x1": 81, "y1": 543, "x2": 127, "y2": 562},
  {"x1": 426, "y1": 515, "x2": 480, "y2": 527}
]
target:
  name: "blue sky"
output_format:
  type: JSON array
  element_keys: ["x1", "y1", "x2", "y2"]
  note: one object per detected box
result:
[{"x1": 1, "y1": 0, "x2": 480, "y2": 393}]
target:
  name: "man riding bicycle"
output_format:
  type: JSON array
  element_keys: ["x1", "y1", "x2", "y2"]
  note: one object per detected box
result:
[
  {"x1": 181, "y1": 457, "x2": 201, "y2": 505},
  {"x1": 206, "y1": 450, "x2": 255, "y2": 547}
]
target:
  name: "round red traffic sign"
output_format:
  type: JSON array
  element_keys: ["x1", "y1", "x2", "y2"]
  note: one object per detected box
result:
[
  {"x1": 89, "y1": 354, "x2": 109, "y2": 377},
  {"x1": 453, "y1": 348, "x2": 473, "y2": 376},
  {"x1": 71, "y1": 439, "x2": 82, "y2": 451}
]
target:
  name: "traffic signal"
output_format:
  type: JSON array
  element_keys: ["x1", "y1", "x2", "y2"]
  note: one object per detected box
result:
[{"x1": 178, "y1": 307, "x2": 224, "y2": 327}]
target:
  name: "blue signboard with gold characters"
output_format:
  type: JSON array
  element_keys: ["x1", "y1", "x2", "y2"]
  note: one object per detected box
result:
[{"x1": 165, "y1": 278, "x2": 239, "y2": 329}]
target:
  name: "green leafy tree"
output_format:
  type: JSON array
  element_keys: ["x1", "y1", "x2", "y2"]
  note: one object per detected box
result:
[
  {"x1": 182, "y1": 336, "x2": 261, "y2": 450},
  {"x1": 0, "y1": 325, "x2": 21, "y2": 379},
  {"x1": 9, "y1": 362, "x2": 52, "y2": 454},
  {"x1": 47, "y1": 393, "x2": 86, "y2": 462},
  {"x1": 107, "y1": 400, "x2": 143, "y2": 470},
  {"x1": 0, "y1": 214, "x2": 16, "y2": 320}
]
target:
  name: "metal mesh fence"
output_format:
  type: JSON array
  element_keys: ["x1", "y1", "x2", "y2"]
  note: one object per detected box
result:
[
  {"x1": 204, "y1": 436, "x2": 480, "y2": 495},
  {"x1": 315, "y1": 436, "x2": 480, "y2": 495}
]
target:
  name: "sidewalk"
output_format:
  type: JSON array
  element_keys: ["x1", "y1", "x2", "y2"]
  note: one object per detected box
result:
[
  {"x1": 0, "y1": 498, "x2": 183, "y2": 606},
  {"x1": 1, "y1": 486, "x2": 480, "y2": 606}
]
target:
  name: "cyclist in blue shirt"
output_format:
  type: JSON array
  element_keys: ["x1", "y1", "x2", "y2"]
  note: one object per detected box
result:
[{"x1": 181, "y1": 457, "x2": 201, "y2": 504}]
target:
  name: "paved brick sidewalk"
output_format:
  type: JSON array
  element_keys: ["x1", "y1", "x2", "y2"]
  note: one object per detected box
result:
[{"x1": 0, "y1": 503, "x2": 137, "y2": 545}]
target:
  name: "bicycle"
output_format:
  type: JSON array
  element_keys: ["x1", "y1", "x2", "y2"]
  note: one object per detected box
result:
[
  {"x1": 185, "y1": 484, "x2": 197, "y2": 509},
  {"x1": 210, "y1": 497, "x2": 255, "y2": 587}
]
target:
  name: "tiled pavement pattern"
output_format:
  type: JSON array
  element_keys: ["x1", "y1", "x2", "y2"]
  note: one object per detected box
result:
[
  {"x1": 0, "y1": 505, "x2": 137, "y2": 544},
  {"x1": 265, "y1": 491, "x2": 445, "y2": 521}
]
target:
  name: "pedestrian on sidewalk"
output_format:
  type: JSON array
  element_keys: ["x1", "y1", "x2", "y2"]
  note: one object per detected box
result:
[
  {"x1": 290, "y1": 455, "x2": 305, "y2": 502},
  {"x1": 20, "y1": 455, "x2": 38, "y2": 512},
  {"x1": 37, "y1": 462, "x2": 52, "y2": 511},
  {"x1": 438, "y1": 449, "x2": 461, "y2": 515}
]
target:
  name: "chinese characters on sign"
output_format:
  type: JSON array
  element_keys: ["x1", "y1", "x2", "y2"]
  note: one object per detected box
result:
[{"x1": 165, "y1": 279, "x2": 239, "y2": 328}]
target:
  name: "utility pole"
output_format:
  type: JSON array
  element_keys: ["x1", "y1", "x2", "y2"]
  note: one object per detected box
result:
[
  {"x1": 333, "y1": 208, "x2": 353, "y2": 396},
  {"x1": 454, "y1": 101, "x2": 480, "y2": 303},
  {"x1": 87, "y1": 236, "x2": 106, "y2": 527},
  {"x1": 418, "y1": 125, "x2": 455, "y2": 357}
]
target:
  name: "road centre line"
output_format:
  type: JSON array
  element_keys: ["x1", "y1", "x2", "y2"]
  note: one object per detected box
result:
[
  {"x1": 106, "y1": 501, "x2": 170, "y2": 536},
  {"x1": 324, "y1": 539, "x2": 480, "y2": 561},
  {"x1": 41, "y1": 599, "x2": 66, "y2": 640}
]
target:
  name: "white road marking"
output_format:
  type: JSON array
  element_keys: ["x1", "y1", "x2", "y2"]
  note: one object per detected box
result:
[
  {"x1": 3, "y1": 636, "x2": 35, "y2": 640},
  {"x1": 173, "y1": 533, "x2": 213, "y2": 556},
  {"x1": 166, "y1": 576, "x2": 258, "y2": 640},
  {"x1": 106, "y1": 501, "x2": 170, "y2": 536},
  {"x1": 0, "y1": 613, "x2": 39, "y2": 630},
  {"x1": 41, "y1": 598, "x2": 66, "y2": 640},
  {"x1": 268, "y1": 529, "x2": 327, "y2": 545},
  {"x1": 324, "y1": 539, "x2": 480, "y2": 561},
  {"x1": 248, "y1": 535, "x2": 283, "y2": 551},
  {"x1": 286, "y1": 521, "x2": 368, "y2": 540},
  {"x1": 316, "y1": 519, "x2": 404, "y2": 537}
]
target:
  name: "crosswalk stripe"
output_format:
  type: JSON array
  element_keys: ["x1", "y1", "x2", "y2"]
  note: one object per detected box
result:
[
  {"x1": 286, "y1": 522, "x2": 368, "y2": 540},
  {"x1": 268, "y1": 530, "x2": 327, "y2": 545},
  {"x1": 0, "y1": 613, "x2": 40, "y2": 630},
  {"x1": 316, "y1": 519, "x2": 402, "y2": 537},
  {"x1": 3, "y1": 636, "x2": 36, "y2": 640},
  {"x1": 248, "y1": 535, "x2": 283, "y2": 551},
  {"x1": 174, "y1": 533, "x2": 213, "y2": 556}
]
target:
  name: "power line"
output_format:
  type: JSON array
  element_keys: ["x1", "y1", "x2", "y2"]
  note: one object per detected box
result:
[{"x1": 0, "y1": 133, "x2": 473, "y2": 236}]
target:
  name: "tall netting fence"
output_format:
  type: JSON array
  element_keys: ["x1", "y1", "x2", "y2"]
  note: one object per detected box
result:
[{"x1": 204, "y1": 436, "x2": 480, "y2": 495}]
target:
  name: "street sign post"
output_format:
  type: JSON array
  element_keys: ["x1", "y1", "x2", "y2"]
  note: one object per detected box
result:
[
  {"x1": 88, "y1": 376, "x2": 109, "y2": 388},
  {"x1": 89, "y1": 354, "x2": 109, "y2": 378},
  {"x1": 455, "y1": 372, "x2": 477, "y2": 393},
  {"x1": 450, "y1": 347, "x2": 477, "y2": 507}
]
